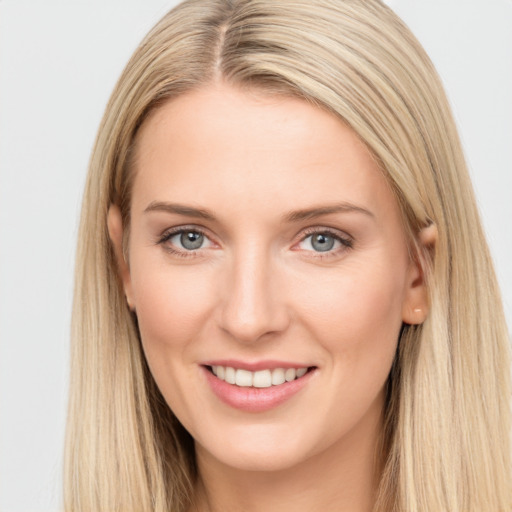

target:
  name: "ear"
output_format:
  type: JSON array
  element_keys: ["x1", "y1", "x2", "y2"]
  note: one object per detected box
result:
[
  {"x1": 107, "y1": 204, "x2": 134, "y2": 311},
  {"x1": 401, "y1": 223, "x2": 437, "y2": 325}
]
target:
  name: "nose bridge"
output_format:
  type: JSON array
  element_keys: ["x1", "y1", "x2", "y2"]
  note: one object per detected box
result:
[{"x1": 219, "y1": 241, "x2": 288, "y2": 343}]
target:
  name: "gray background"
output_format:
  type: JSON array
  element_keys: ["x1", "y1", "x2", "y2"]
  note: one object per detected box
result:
[{"x1": 1, "y1": 1, "x2": 511, "y2": 511}]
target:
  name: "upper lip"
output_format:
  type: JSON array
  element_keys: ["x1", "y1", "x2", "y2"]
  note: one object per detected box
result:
[{"x1": 201, "y1": 359, "x2": 315, "y2": 371}]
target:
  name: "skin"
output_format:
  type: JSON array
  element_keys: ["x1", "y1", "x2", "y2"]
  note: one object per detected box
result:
[{"x1": 108, "y1": 82, "x2": 432, "y2": 512}]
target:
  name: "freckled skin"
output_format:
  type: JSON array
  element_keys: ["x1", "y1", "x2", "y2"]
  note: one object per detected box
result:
[{"x1": 108, "y1": 83, "x2": 428, "y2": 511}]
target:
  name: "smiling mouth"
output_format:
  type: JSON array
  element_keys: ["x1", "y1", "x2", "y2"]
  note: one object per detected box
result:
[{"x1": 206, "y1": 365, "x2": 315, "y2": 388}]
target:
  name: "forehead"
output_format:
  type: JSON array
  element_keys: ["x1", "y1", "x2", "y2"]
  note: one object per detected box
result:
[{"x1": 131, "y1": 83, "x2": 397, "y2": 225}]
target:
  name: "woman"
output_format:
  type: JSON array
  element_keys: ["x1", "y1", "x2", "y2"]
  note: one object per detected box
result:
[{"x1": 64, "y1": 1, "x2": 511, "y2": 511}]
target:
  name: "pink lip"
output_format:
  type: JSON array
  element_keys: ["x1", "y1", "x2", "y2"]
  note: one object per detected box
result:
[
  {"x1": 201, "y1": 359, "x2": 310, "y2": 371},
  {"x1": 201, "y1": 365, "x2": 316, "y2": 413}
]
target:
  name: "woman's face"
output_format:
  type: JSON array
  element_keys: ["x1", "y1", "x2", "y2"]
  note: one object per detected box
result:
[{"x1": 109, "y1": 83, "x2": 427, "y2": 472}]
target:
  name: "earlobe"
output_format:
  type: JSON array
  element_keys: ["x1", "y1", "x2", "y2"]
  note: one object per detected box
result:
[
  {"x1": 107, "y1": 204, "x2": 134, "y2": 310},
  {"x1": 402, "y1": 223, "x2": 437, "y2": 325}
]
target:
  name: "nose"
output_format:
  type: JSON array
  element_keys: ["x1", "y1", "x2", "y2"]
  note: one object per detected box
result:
[{"x1": 218, "y1": 246, "x2": 290, "y2": 344}]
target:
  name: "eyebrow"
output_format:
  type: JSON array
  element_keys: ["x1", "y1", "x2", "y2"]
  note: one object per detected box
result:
[
  {"x1": 282, "y1": 203, "x2": 375, "y2": 222},
  {"x1": 144, "y1": 201, "x2": 216, "y2": 220},
  {"x1": 144, "y1": 201, "x2": 374, "y2": 222}
]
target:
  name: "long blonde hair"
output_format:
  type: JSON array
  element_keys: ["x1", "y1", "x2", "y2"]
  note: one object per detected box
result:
[{"x1": 65, "y1": 1, "x2": 511, "y2": 510}]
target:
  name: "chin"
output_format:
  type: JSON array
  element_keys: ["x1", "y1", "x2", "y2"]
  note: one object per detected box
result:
[
  {"x1": 194, "y1": 422, "x2": 321, "y2": 473},
  {"x1": 208, "y1": 445, "x2": 308, "y2": 473}
]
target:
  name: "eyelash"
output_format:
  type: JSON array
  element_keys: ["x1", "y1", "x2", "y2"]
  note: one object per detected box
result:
[
  {"x1": 156, "y1": 226, "x2": 354, "y2": 259},
  {"x1": 157, "y1": 226, "x2": 211, "y2": 259},
  {"x1": 298, "y1": 227, "x2": 354, "y2": 259}
]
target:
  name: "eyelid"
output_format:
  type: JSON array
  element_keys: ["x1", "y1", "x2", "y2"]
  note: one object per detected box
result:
[
  {"x1": 156, "y1": 224, "x2": 353, "y2": 259},
  {"x1": 158, "y1": 224, "x2": 210, "y2": 241},
  {"x1": 293, "y1": 226, "x2": 354, "y2": 256},
  {"x1": 157, "y1": 225, "x2": 217, "y2": 257}
]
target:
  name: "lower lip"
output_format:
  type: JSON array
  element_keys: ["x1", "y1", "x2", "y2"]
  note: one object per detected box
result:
[{"x1": 202, "y1": 366, "x2": 315, "y2": 413}]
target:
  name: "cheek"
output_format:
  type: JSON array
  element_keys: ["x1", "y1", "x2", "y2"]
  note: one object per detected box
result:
[
  {"x1": 290, "y1": 258, "x2": 406, "y2": 365},
  {"x1": 130, "y1": 257, "x2": 216, "y2": 358},
  {"x1": 129, "y1": 259, "x2": 221, "y2": 419}
]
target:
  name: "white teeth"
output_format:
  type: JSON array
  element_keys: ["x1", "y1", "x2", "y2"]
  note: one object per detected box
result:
[
  {"x1": 271, "y1": 368, "x2": 286, "y2": 385},
  {"x1": 296, "y1": 367, "x2": 307, "y2": 378},
  {"x1": 210, "y1": 365, "x2": 309, "y2": 387},
  {"x1": 285, "y1": 368, "x2": 296, "y2": 382},
  {"x1": 235, "y1": 369, "x2": 253, "y2": 387},
  {"x1": 253, "y1": 370, "x2": 272, "y2": 388},
  {"x1": 225, "y1": 366, "x2": 236, "y2": 384}
]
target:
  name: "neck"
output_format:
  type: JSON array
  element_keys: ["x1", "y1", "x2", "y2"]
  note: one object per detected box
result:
[{"x1": 190, "y1": 395, "x2": 385, "y2": 512}]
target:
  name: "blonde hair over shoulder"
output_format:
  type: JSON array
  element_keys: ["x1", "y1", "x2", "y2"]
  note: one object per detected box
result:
[{"x1": 65, "y1": 1, "x2": 512, "y2": 511}]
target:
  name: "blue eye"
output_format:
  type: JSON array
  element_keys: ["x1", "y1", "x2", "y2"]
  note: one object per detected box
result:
[
  {"x1": 309, "y1": 233, "x2": 336, "y2": 252},
  {"x1": 298, "y1": 231, "x2": 352, "y2": 253},
  {"x1": 178, "y1": 231, "x2": 205, "y2": 250},
  {"x1": 161, "y1": 229, "x2": 212, "y2": 252}
]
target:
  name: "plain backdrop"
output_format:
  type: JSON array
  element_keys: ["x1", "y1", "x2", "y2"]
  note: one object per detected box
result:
[{"x1": 0, "y1": 1, "x2": 511, "y2": 511}]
